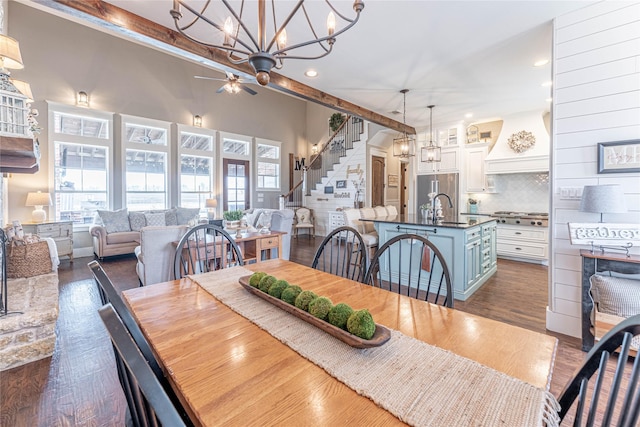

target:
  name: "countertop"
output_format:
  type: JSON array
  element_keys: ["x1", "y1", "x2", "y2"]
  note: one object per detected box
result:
[{"x1": 361, "y1": 214, "x2": 497, "y2": 229}]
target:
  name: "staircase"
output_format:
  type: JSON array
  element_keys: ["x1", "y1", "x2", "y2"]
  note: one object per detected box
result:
[{"x1": 281, "y1": 116, "x2": 364, "y2": 208}]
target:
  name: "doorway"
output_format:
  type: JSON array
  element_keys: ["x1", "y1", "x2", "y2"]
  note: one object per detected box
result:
[
  {"x1": 223, "y1": 158, "x2": 250, "y2": 211},
  {"x1": 371, "y1": 155, "x2": 385, "y2": 207}
]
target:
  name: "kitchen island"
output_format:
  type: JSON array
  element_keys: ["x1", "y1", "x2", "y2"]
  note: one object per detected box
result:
[{"x1": 362, "y1": 214, "x2": 498, "y2": 301}]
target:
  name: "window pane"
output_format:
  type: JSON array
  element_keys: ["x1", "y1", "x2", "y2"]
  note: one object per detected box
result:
[
  {"x1": 126, "y1": 124, "x2": 167, "y2": 146},
  {"x1": 181, "y1": 132, "x2": 212, "y2": 151},
  {"x1": 54, "y1": 112, "x2": 109, "y2": 138},
  {"x1": 126, "y1": 193, "x2": 166, "y2": 211},
  {"x1": 223, "y1": 139, "x2": 248, "y2": 155},
  {"x1": 257, "y1": 144, "x2": 279, "y2": 159},
  {"x1": 257, "y1": 161, "x2": 279, "y2": 189}
]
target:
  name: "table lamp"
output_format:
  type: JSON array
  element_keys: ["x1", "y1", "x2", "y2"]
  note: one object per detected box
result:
[
  {"x1": 579, "y1": 184, "x2": 627, "y2": 223},
  {"x1": 25, "y1": 191, "x2": 52, "y2": 223},
  {"x1": 205, "y1": 198, "x2": 218, "y2": 220}
]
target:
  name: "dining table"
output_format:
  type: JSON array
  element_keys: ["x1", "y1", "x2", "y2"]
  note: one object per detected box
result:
[{"x1": 122, "y1": 259, "x2": 559, "y2": 426}]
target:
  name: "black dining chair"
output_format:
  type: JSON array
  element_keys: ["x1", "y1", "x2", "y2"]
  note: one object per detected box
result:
[
  {"x1": 363, "y1": 233, "x2": 453, "y2": 308},
  {"x1": 98, "y1": 303, "x2": 192, "y2": 427},
  {"x1": 88, "y1": 260, "x2": 191, "y2": 426},
  {"x1": 557, "y1": 314, "x2": 640, "y2": 426},
  {"x1": 311, "y1": 226, "x2": 367, "y2": 283},
  {"x1": 173, "y1": 224, "x2": 244, "y2": 280}
]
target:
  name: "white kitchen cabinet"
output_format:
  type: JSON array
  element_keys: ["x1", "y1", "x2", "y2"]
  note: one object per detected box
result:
[
  {"x1": 328, "y1": 211, "x2": 346, "y2": 233},
  {"x1": 464, "y1": 144, "x2": 495, "y2": 193},
  {"x1": 496, "y1": 224, "x2": 548, "y2": 263},
  {"x1": 417, "y1": 147, "x2": 459, "y2": 174}
]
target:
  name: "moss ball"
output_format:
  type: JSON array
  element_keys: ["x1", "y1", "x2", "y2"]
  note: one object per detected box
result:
[
  {"x1": 328, "y1": 303, "x2": 355, "y2": 330},
  {"x1": 347, "y1": 309, "x2": 376, "y2": 340},
  {"x1": 281, "y1": 285, "x2": 302, "y2": 305},
  {"x1": 268, "y1": 279, "x2": 289, "y2": 298},
  {"x1": 294, "y1": 290, "x2": 318, "y2": 312},
  {"x1": 258, "y1": 275, "x2": 277, "y2": 293},
  {"x1": 249, "y1": 272, "x2": 266, "y2": 288},
  {"x1": 308, "y1": 297, "x2": 333, "y2": 320}
]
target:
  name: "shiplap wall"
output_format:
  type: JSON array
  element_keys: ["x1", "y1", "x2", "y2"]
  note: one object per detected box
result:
[{"x1": 548, "y1": 1, "x2": 640, "y2": 337}]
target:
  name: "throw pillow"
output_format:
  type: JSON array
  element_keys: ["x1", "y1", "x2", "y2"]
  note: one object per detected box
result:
[
  {"x1": 98, "y1": 209, "x2": 131, "y2": 234},
  {"x1": 590, "y1": 274, "x2": 640, "y2": 318},
  {"x1": 165, "y1": 209, "x2": 178, "y2": 226},
  {"x1": 176, "y1": 207, "x2": 200, "y2": 225},
  {"x1": 129, "y1": 211, "x2": 146, "y2": 231},
  {"x1": 145, "y1": 212, "x2": 166, "y2": 227},
  {"x1": 256, "y1": 211, "x2": 273, "y2": 228}
]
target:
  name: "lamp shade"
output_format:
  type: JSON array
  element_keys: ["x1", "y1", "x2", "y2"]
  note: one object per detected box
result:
[
  {"x1": 579, "y1": 185, "x2": 627, "y2": 221},
  {"x1": 25, "y1": 191, "x2": 52, "y2": 207},
  {"x1": 10, "y1": 79, "x2": 34, "y2": 102},
  {"x1": 205, "y1": 198, "x2": 218, "y2": 208},
  {"x1": 0, "y1": 34, "x2": 24, "y2": 70}
]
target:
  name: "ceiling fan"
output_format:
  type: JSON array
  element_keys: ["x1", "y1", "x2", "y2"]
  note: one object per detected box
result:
[{"x1": 195, "y1": 72, "x2": 257, "y2": 96}]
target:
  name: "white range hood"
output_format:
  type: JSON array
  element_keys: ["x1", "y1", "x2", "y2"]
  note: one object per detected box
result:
[{"x1": 484, "y1": 111, "x2": 550, "y2": 174}]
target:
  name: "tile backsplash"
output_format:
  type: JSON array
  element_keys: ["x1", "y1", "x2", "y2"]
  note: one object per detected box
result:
[{"x1": 468, "y1": 173, "x2": 549, "y2": 214}]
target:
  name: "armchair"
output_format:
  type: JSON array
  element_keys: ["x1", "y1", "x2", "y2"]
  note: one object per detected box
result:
[{"x1": 293, "y1": 207, "x2": 315, "y2": 238}]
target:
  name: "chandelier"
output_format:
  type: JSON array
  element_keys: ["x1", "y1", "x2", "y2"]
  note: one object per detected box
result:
[
  {"x1": 421, "y1": 105, "x2": 441, "y2": 163},
  {"x1": 170, "y1": 0, "x2": 365, "y2": 86},
  {"x1": 393, "y1": 89, "x2": 416, "y2": 158}
]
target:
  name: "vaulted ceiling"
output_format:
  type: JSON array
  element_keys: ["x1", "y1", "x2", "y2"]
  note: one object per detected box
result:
[{"x1": 29, "y1": 1, "x2": 594, "y2": 132}]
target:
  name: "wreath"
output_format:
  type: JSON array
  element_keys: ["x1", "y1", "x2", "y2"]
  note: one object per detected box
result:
[{"x1": 507, "y1": 130, "x2": 536, "y2": 153}]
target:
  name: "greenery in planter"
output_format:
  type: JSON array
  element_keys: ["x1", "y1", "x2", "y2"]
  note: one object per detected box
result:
[
  {"x1": 223, "y1": 210, "x2": 243, "y2": 221},
  {"x1": 329, "y1": 112, "x2": 345, "y2": 132}
]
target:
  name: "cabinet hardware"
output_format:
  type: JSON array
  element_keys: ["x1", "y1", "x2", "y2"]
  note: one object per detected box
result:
[
  {"x1": 514, "y1": 232, "x2": 522, "y2": 235},
  {"x1": 515, "y1": 247, "x2": 522, "y2": 250}
]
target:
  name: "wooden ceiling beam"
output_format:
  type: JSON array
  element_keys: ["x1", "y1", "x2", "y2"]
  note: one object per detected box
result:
[{"x1": 38, "y1": 0, "x2": 415, "y2": 135}]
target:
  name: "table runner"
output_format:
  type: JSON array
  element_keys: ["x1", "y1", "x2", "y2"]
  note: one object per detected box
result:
[{"x1": 190, "y1": 267, "x2": 560, "y2": 427}]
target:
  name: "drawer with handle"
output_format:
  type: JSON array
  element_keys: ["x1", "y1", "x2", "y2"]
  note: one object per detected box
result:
[{"x1": 258, "y1": 236, "x2": 280, "y2": 250}]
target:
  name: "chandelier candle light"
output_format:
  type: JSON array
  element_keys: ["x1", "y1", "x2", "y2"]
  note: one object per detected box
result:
[
  {"x1": 171, "y1": 0, "x2": 364, "y2": 86},
  {"x1": 393, "y1": 89, "x2": 416, "y2": 158},
  {"x1": 421, "y1": 105, "x2": 441, "y2": 163}
]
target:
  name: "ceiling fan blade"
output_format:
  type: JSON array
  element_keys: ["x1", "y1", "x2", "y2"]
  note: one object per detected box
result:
[
  {"x1": 216, "y1": 86, "x2": 226, "y2": 94},
  {"x1": 195, "y1": 75, "x2": 226, "y2": 82},
  {"x1": 242, "y1": 85, "x2": 257, "y2": 96}
]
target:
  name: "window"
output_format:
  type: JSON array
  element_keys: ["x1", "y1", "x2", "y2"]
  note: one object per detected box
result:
[
  {"x1": 122, "y1": 115, "x2": 170, "y2": 210},
  {"x1": 256, "y1": 140, "x2": 281, "y2": 190},
  {"x1": 177, "y1": 126, "x2": 215, "y2": 209},
  {"x1": 49, "y1": 105, "x2": 112, "y2": 224}
]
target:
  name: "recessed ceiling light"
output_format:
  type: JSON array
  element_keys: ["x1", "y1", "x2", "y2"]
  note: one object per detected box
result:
[
  {"x1": 541, "y1": 81, "x2": 553, "y2": 87},
  {"x1": 305, "y1": 69, "x2": 318, "y2": 78},
  {"x1": 465, "y1": 113, "x2": 473, "y2": 118},
  {"x1": 534, "y1": 59, "x2": 549, "y2": 67}
]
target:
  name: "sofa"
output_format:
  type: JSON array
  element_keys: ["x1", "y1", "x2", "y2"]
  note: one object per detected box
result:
[
  {"x1": 342, "y1": 205, "x2": 398, "y2": 257},
  {"x1": 242, "y1": 208, "x2": 295, "y2": 261},
  {"x1": 89, "y1": 207, "x2": 201, "y2": 259},
  {"x1": 135, "y1": 225, "x2": 189, "y2": 286}
]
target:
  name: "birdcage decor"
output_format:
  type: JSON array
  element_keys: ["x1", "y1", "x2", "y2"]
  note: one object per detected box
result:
[{"x1": 0, "y1": 78, "x2": 29, "y2": 137}]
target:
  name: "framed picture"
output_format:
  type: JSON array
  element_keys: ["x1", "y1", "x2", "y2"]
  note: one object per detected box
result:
[
  {"x1": 388, "y1": 174, "x2": 399, "y2": 187},
  {"x1": 597, "y1": 140, "x2": 640, "y2": 173},
  {"x1": 336, "y1": 180, "x2": 347, "y2": 189},
  {"x1": 479, "y1": 131, "x2": 492, "y2": 142},
  {"x1": 324, "y1": 186, "x2": 334, "y2": 194}
]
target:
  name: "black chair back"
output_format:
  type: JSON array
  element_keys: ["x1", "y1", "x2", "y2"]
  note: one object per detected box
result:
[
  {"x1": 364, "y1": 233, "x2": 453, "y2": 308},
  {"x1": 173, "y1": 224, "x2": 244, "y2": 280},
  {"x1": 99, "y1": 304, "x2": 191, "y2": 427},
  {"x1": 558, "y1": 314, "x2": 640, "y2": 426},
  {"x1": 311, "y1": 226, "x2": 367, "y2": 283}
]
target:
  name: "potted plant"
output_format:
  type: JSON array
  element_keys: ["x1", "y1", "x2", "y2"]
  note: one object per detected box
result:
[
  {"x1": 419, "y1": 203, "x2": 431, "y2": 219},
  {"x1": 329, "y1": 113, "x2": 345, "y2": 133},
  {"x1": 223, "y1": 210, "x2": 244, "y2": 228}
]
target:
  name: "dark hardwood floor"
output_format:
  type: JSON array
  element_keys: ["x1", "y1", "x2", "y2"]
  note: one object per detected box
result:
[{"x1": 0, "y1": 236, "x2": 587, "y2": 426}]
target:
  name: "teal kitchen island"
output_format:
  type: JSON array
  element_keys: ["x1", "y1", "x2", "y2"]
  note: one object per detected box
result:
[{"x1": 362, "y1": 215, "x2": 498, "y2": 301}]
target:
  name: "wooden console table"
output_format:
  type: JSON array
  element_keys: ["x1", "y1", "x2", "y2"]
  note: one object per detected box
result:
[{"x1": 580, "y1": 249, "x2": 640, "y2": 351}]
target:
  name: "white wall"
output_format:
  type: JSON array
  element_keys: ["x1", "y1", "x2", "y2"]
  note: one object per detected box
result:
[{"x1": 547, "y1": 1, "x2": 640, "y2": 337}]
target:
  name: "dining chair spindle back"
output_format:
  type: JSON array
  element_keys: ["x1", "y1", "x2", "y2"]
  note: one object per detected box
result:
[
  {"x1": 173, "y1": 224, "x2": 243, "y2": 280},
  {"x1": 311, "y1": 226, "x2": 367, "y2": 283},
  {"x1": 557, "y1": 314, "x2": 640, "y2": 426},
  {"x1": 98, "y1": 303, "x2": 192, "y2": 427},
  {"x1": 364, "y1": 233, "x2": 453, "y2": 308}
]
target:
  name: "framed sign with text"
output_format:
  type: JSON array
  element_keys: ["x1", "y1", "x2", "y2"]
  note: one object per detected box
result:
[{"x1": 597, "y1": 140, "x2": 640, "y2": 173}]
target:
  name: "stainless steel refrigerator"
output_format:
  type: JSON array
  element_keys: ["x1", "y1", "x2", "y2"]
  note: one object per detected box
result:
[{"x1": 416, "y1": 173, "x2": 459, "y2": 218}]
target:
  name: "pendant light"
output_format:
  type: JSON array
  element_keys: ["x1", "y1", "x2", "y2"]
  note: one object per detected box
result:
[
  {"x1": 421, "y1": 105, "x2": 441, "y2": 163},
  {"x1": 393, "y1": 89, "x2": 416, "y2": 158}
]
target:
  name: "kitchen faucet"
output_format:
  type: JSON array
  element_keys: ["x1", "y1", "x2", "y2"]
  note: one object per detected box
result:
[{"x1": 432, "y1": 193, "x2": 453, "y2": 222}]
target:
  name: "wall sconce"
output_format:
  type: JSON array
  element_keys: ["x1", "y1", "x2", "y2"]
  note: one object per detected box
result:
[
  {"x1": 311, "y1": 143, "x2": 318, "y2": 155},
  {"x1": 193, "y1": 115, "x2": 202, "y2": 127},
  {"x1": 76, "y1": 91, "x2": 89, "y2": 107}
]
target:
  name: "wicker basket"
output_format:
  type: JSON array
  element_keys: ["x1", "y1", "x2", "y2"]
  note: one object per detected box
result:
[{"x1": 6, "y1": 240, "x2": 53, "y2": 278}]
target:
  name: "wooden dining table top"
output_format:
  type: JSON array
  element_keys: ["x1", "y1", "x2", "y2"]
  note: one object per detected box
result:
[{"x1": 122, "y1": 259, "x2": 558, "y2": 426}]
